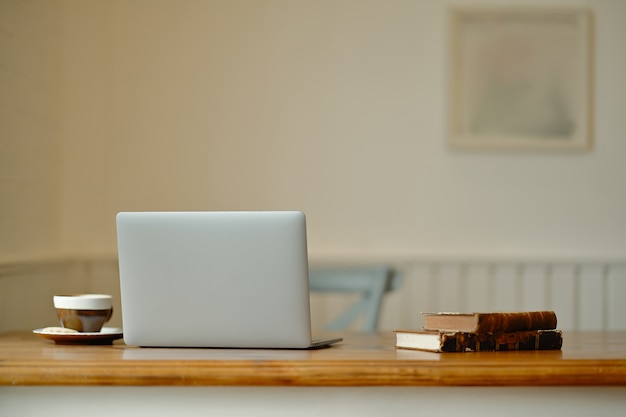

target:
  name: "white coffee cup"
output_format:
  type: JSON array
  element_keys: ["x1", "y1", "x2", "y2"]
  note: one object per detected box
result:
[{"x1": 53, "y1": 294, "x2": 113, "y2": 332}]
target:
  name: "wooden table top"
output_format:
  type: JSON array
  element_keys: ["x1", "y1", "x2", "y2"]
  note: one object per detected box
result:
[{"x1": 1, "y1": 330, "x2": 626, "y2": 386}]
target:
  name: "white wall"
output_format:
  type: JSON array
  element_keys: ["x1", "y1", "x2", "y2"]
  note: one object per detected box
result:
[
  {"x1": 3, "y1": 387, "x2": 626, "y2": 417},
  {"x1": 2, "y1": 0, "x2": 626, "y2": 331},
  {"x1": 2, "y1": 0, "x2": 625, "y2": 262},
  {"x1": 57, "y1": 0, "x2": 626, "y2": 261}
]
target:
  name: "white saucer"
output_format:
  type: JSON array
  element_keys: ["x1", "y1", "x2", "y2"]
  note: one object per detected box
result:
[{"x1": 33, "y1": 327, "x2": 123, "y2": 345}]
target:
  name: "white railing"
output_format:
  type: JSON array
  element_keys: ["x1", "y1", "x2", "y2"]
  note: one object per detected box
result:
[
  {"x1": 2, "y1": 257, "x2": 626, "y2": 333},
  {"x1": 376, "y1": 260, "x2": 626, "y2": 331}
]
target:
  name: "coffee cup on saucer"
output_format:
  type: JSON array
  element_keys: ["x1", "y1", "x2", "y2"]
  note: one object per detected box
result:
[{"x1": 53, "y1": 294, "x2": 113, "y2": 332}]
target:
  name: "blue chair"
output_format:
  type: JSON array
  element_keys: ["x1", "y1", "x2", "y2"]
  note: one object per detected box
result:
[{"x1": 308, "y1": 264, "x2": 401, "y2": 332}]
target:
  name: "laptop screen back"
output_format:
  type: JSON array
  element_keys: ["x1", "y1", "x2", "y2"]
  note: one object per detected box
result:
[{"x1": 116, "y1": 211, "x2": 313, "y2": 348}]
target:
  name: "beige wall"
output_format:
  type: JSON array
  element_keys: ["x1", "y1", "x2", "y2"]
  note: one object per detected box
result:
[
  {"x1": 2, "y1": 1, "x2": 626, "y2": 331},
  {"x1": 72, "y1": 0, "x2": 626, "y2": 261},
  {"x1": 3, "y1": 0, "x2": 626, "y2": 262},
  {"x1": 0, "y1": 0, "x2": 63, "y2": 262}
]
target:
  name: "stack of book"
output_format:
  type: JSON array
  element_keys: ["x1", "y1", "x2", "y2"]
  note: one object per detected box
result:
[{"x1": 394, "y1": 311, "x2": 562, "y2": 352}]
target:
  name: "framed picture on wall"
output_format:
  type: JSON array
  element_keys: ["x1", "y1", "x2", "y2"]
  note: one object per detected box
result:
[{"x1": 447, "y1": 7, "x2": 592, "y2": 150}]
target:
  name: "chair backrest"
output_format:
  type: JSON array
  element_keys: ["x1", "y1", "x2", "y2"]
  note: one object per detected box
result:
[{"x1": 308, "y1": 264, "x2": 401, "y2": 332}]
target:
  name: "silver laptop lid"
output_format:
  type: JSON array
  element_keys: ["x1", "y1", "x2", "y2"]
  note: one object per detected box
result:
[{"x1": 116, "y1": 211, "x2": 314, "y2": 348}]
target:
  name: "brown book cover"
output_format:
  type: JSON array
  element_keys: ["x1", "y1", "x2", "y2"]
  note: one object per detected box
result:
[
  {"x1": 421, "y1": 311, "x2": 557, "y2": 333},
  {"x1": 394, "y1": 329, "x2": 563, "y2": 352}
]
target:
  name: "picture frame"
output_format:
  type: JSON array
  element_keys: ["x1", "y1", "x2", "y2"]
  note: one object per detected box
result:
[{"x1": 447, "y1": 7, "x2": 592, "y2": 151}]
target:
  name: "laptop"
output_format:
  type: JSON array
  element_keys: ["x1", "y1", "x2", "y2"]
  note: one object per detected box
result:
[{"x1": 116, "y1": 211, "x2": 342, "y2": 349}]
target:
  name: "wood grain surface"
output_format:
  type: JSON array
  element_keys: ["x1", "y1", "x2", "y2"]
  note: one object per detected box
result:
[{"x1": 1, "y1": 331, "x2": 626, "y2": 386}]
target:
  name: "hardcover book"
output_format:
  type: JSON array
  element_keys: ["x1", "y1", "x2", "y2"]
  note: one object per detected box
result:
[
  {"x1": 421, "y1": 311, "x2": 557, "y2": 333},
  {"x1": 394, "y1": 329, "x2": 563, "y2": 352}
]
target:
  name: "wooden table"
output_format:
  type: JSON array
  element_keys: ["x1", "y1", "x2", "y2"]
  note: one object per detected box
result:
[{"x1": 2, "y1": 330, "x2": 626, "y2": 416}]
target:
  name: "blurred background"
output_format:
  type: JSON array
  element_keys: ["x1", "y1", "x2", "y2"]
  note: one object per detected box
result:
[{"x1": 1, "y1": 0, "x2": 625, "y2": 333}]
